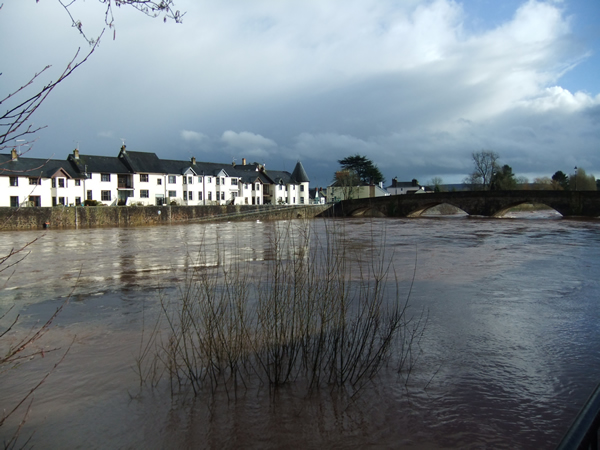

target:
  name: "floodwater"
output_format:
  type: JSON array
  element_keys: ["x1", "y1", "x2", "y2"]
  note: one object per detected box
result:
[{"x1": 1, "y1": 212, "x2": 599, "y2": 449}]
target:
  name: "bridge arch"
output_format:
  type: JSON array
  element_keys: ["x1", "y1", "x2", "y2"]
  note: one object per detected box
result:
[
  {"x1": 490, "y1": 201, "x2": 562, "y2": 218},
  {"x1": 325, "y1": 191, "x2": 600, "y2": 218}
]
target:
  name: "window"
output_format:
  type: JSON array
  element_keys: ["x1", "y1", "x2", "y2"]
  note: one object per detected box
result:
[
  {"x1": 75, "y1": 197, "x2": 81, "y2": 206},
  {"x1": 188, "y1": 192, "x2": 193, "y2": 201},
  {"x1": 101, "y1": 190, "x2": 111, "y2": 201},
  {"x1": 188, "y1": 176, "x2": 193, "y2": 184},
  {"x1": 216, "y1": 178, "x2": 220, "y2": 185},
  {"x1": 199, "y1": 192, "x2": 203, "y2": 200},
  {"x1": 52, "y1": 179, "x2": 56, "y2": 188},
  {"x1": 300, "y1": 197, "x2": 305, "y2": 204},
  {"x1": 183, "y1": 192, "x2": 188, "y2": 201},
  {"x1": 29, "y1": 178, "x2": 40, "y2": 185},
  {"x1": 75, "y1": 179, "x2": 81, "y2": 186},
  {"x1": 221, "y1": 177, "x2": 225, "y2": 185},
  {"x1": 231, "y1": 179, "x2": 238, "y2": 185},
  {"x1": 245, "y1": 197, "x2": 248, "y2": 204},
  {"x1": 279, "y1": 185, "x2": 282, "y2": 191},
  {"x1": 87, "y1": 190, "x2": 93, "y2": 200},
  {"x1": 140, "y1": 190, "x2": 149, "y2": 199},
  {"x1": 29, "y1": 196, "x2": 41, "y2": 207},
  {"x1": 140, "y1": 174, "x2": 149, "y2": 182},
  {"x1": 168, "y1": 190, "x2": 176, "y2": 197},
  {"x1": 183, "y1": 177, "x2": 187, "y2": 185},
  {"x1": 300, "y1": 185, "x2": 305, "y2": 192},
  {"x1": 58, "y1": 197, "x2": 65, "y2": 205},
  {"x1": 101, "y1": 173, "x2": 111, "y2": 182},
  {"x1": 208, "y1": 192, "x2": 212, "y2": 201},
  {"x1": 10, "y1": 177, "x2": 18, "y2": 186},
  {"x1": 221, "y1": 192, "x2": 225, "y2": 200},
  {"x1": 168, "y1": 176, "x2": 176, "y2": 184},
  {"x1": 157, "y1": 178, "x2": 162, "y2": 185},
  {"x1": 87, "y1": 173, "x2": 92, "y2": 180},
  {"x1": 198, "y1": 176, "x2": 203, "y2": 182},
  {"x1": 293, "y1": 197, "x2": 296, "y2": 203},
  {"x1": 256, "y1": 184, "x2": 260, "y2": 191},
  {"x1": 207, "y1": 177, "x2": 212, "y2": 183},
  {"x1": 293, "y1": 185, "x2": 296, "y2": 190},
  {"x1": 58, "y1": 178, "x2": 65, "y2": 188},
  {"x1": 245, "y1": 184, "x2": 248, "y2": 189},
  {"x1": 10, "y1": 196, "x2": 19, "y2": 208},
  {"x1": 52, "y1": 197, "x2": 57, "y2": 206}
]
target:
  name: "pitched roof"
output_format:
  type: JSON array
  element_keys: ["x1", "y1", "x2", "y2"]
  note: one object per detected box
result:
[
  {"x1": 67, "y1": 153, "x2": 130, "y2": 175},
  {"x1": 0, "y1": 154, "x2": 79, "y2": 178},
  {"x1": 291, "y1": 161, "x2": 310, "y2": 183},
  {"x1": 119, "y1": 149, "x2": 166, "y2": 174}
]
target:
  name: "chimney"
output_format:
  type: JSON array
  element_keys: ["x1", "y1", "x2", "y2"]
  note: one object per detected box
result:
[
  {"x1": 11, "y1": 148, "x2": 18, "y2": 160},
  {"x1": 242, "y1": 158, "x2": 246, "y2": 165},
  {"x1": 73, "y1": 148, "x2": 80, "y2": 159},
  {"x1": 191, "y1": 156, "x2": 196, "y2": 165},
  {"x1": 120, "y1": 144, "x2": 126, "y2": 153}
]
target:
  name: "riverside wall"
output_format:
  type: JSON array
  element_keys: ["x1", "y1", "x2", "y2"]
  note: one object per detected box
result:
[{"x1": 0, "y1": 204, "x2": 332, "y2": 230}]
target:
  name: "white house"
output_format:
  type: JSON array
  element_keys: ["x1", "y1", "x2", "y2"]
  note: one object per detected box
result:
[
  {"x1": 1, "y1": 146, "x2": 312, "y2": 209},
  {"x1": 386, "y1": 177, "x2": 424, "y2": 195}
]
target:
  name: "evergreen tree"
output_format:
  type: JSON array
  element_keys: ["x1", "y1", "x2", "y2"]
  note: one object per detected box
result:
[{"x1": 337, "y1": 155, "x2": 384, "y2": 184}]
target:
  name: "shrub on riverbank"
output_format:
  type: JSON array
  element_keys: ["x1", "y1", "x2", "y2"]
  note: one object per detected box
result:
[{"x1": 137, "y1": 219, "x2": 424, "y2": 399}]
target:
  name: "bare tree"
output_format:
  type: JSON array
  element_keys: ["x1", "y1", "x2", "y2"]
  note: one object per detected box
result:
[
  {"x1": 0, "y1": 1, "x2": 184, "y2": 150},
  {"x1": 428, "y1": 176, "x2": 443, "y2": 192},
  {"x1": 333, "y1": 170, "x2": 361, "y2": 200},
  {"x1": 1, "y1": 2, "x2": 183, "y2": 445},
  {"x1": 464, "y1": 150, "x2": 499, "y2": 190},
  {"x1": 570, "y1": 167, "x2": 597, "y2": 191}
]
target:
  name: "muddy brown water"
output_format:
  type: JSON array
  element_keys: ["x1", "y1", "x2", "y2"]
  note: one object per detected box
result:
[{"x1": 1, "y1": 212, "x2": 599, "y2": 449}]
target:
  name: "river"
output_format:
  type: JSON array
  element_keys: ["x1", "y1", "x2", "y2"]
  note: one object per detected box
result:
[{"x1": 1, "y1": 212, "x2": 599, "y2": 449}]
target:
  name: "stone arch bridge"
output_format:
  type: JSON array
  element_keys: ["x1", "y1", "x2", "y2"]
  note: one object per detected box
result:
[{"x1": 321, "y1": 190, "x2": 600, "y2": 218}]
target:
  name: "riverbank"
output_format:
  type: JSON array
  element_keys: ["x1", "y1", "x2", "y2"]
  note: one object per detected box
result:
[{"x1": 0, "y1": 204, "x2": 331, "y2": 230}]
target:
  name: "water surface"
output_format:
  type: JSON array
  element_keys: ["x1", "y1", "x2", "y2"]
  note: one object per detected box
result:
[{"x1": 1, "y1": 213, "x2": 599, "y2": 449}]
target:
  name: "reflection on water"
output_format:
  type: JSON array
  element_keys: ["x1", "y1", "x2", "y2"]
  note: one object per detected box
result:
[{"x1": 1, "y1": 213, "x2": 600, "y2": 449}]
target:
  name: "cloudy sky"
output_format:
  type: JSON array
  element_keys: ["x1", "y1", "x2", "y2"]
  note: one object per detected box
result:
[{"x1": 2, "y1": 0, "x2": 599, "y2": 187}]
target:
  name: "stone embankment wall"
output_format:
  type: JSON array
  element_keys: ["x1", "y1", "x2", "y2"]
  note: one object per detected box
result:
[{"x1": 0, "y1": 204, "x2": 332, "y2": 230}]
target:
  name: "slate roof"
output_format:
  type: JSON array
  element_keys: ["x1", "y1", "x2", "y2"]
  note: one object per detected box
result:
[
  {"x1": 67, "y1": 153, "x2": 130, "y2": 175},
  {"x1": 227, "y1": 164, "x2": 272, "y2": 184},
  {"x1": 291, "y1": 161, "x2": 310, "y2": 183},
  {"x1": 386, "y1": 181, "x2": 419, "y2": 189},
  {"x1": 159, "y1": 159, "x2": 195, "y2": 176},
  {"x1": 0, "y1": 154, "x2": 79, "y2": 178},
  {"x1": 118, "y1": 149, "x2": 166, "y2": 174},
  {"x1": 3, "y1": 148, "x2": 309, "y2": 188}
]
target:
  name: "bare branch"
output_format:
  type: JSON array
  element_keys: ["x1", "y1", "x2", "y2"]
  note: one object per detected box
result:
[{"x1": 0, "y1": 39, "x2": 101, "y2": 149}]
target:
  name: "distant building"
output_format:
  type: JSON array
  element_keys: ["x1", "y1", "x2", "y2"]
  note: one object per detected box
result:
[
  {"x1": 386, "y1": 177, "x2": 424, "y2": 195},
  {"x1": 327, "y1": 175, "x2": 389, "y2": 202}
]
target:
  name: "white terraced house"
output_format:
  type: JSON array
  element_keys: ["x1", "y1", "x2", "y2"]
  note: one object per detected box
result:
[{"x1": 0, "y1": 146, "x2": 311, "y2": 208}]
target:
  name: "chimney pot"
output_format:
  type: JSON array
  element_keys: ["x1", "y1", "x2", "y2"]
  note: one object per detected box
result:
[
  {"x1": 73, "y1": 149, "x2": 80, "y2": 159},
  {"x1": 242, "y1": 158, "x2": 246, "y2": 165},
  {"x1": 11, "y1": 148, "x2": 18, "y2": 160}
]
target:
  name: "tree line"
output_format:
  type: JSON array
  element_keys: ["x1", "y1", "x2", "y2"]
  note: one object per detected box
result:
[{"x1": 464, "y1": 150, "x2": 597, "y2": 191}]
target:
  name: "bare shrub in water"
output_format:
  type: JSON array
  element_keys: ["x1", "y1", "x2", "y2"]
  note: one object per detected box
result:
[{"x1": 139, "y1": 219, "x2": 419, "y2": 398}]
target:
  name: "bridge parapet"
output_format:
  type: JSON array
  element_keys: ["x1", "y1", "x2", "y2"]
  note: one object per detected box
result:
[{"x1": 321, "y1": 191, "x2": 600, "y2": 218}]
